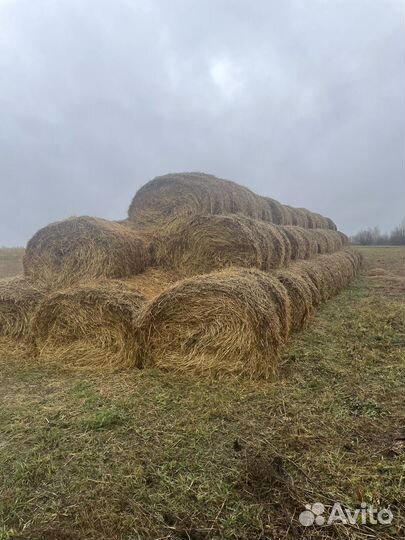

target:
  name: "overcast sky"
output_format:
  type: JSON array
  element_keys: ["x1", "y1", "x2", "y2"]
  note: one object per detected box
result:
[{"x1": 0, "y1": 0, "x2": 404, "y2": 245}]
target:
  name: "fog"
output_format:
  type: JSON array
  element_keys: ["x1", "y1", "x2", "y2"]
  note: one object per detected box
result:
[{"x1": 0, "y1": 0, "x2": 403, "y2": 245}]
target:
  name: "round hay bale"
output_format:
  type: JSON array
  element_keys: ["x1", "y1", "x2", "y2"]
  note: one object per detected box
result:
[
  {"x1": 281, "y1": 205, "x2": 295, "y2": 225},
  {"x1": 337, "y1": 231, "x2": 349, "y2": 245},
  {"x1": 128, "y1": 172, "x2": 271, "y2": 227},
  {"x1": 310, "y1": 229, "x2": 340, "y2": 254},
  {"x1": 275, "y1": 227, "x2": 292, "y2": 265},
  {"x1": 156, "y1": 214, "x2": 289, "y2": 276},
  {"x1": 24, "y1": 216, "x2": 148, "y2": 288},
  {"x1": 264, "y1": 197, "x2": 287, "y2": 225},
  {"x1": 281, "y1": 226, "x2": 308, "y2": 260},
  {"x1": 291, "y1": 260, "x2": 329, "y2": 304},
  {"x1": 297, "y1": 229, "x2": 318, "y2": 258},
  {"x1": 30, "y1": 281, "x2": 146, "y2": 369},
  {"x1": 275, "y1": 269, "x2": 314, "y2": 330},
  {"x1": 236, "y1": 268, "x2": 291, "y2": 339},
  {"x1": 134, "y1": 268, "x2": 287, "y2": 379},
  {"x1": 298, "y1": 208, "x2": 317, "y2": 229},
  {"x1": 0, "y1": 277, "x2": 44, "y2": 340},
  {"x1": 290, "y1": 249, "x2": 361, "y2": 304},
  {"x1": 325, "y1": 217, "x2": 337, "y2": 231},
  {"x1": 128, "y1": 172, "x2": 335, "y2": 230},
  {"x1": 292, "y1": 208, "x2": 309, "y2": 228},
  {"x1": 337, "y1": 249, "x2": 361, "y2": 279}
]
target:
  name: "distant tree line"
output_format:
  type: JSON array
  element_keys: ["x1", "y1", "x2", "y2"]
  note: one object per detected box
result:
[{"x1": 351, "y1": 219, "x2": 405, "y2": 245}]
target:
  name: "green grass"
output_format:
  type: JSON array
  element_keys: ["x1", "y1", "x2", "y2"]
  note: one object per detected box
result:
[{"x1": 0, "y1": 246, "x2": 404, "y2": 539}]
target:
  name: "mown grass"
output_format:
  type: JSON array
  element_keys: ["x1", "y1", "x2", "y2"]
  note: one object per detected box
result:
[{"x1": 0, "y1": 246, "x2": 403, "y2": 539}]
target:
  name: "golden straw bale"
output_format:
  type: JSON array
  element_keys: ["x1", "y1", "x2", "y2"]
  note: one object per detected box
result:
[
  {"x1": 128, "y1": 172, "x2": 270, "y2": 227},
  {"x1": 156, "y1": 214, "x2": 289, "y2": 276},
  {"x1": 24, "y1": 216, "x2": 148, "y2": 288},
  {"x1": 0, "y1": 277, "x2": 44, "y2": 340},
  {"x1": 310, "y1": 229, "x2": 343, "y2": 254},
  {"x1": 30, "y1": 281, "x2": 146, "y2": 369},
  {"x1": 134, "y1": 268, "x2": 288, "y2": 379},
  {"x1": 290, "y1": 249, "x2": 361, "y2": 304},
  {"x1": 128, "y1": 172, "x2": 336, "y2": 230},
  {"x1": 292, "y1": 208, "x2": 309, "y2": 228},
  {"x1": 236, "y1": 268, "x2": 291, "y2": 339},
  {"x1": 298, "y1": 208, "x2": 316, "y2": 228},
  {"x1": 337, "y1": 231, "x2": 349, "y2": 245},
  {"x1": 275, "y1": 269, "x2": 314, "y2": 330},
  {"x1": 325, "y1": 217, "x2": 337, "y2": 231},
  {"x1": 281, "y1": 226, "x2": 308, "y2": 260},
  {"x1": 264, "y1": 197, "x2": 287, "y2": 225}
]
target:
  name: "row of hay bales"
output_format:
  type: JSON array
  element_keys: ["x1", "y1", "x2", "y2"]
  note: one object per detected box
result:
[
  {"x1": 0, "y1": 172, "x2": 358, "y2": 378},
  {"x1": 22, "y1": 214, "x2": 348, "y2": 289},
  {"x1": 128, "y1": 172, "x2": 337, "y2": 230},
  {"x1": 155, "y1": 214, "x2": 348, "y2": 276},
  {"x1": 0, "y1": 249, "x2": 361, "y2": 378}
]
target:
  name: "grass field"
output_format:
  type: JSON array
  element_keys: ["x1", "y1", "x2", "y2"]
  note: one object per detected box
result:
[
  {"x1": 0, "y1": 246, "x2": 404, "y2": 540},
  {"x1": 0, "y1": 248, "x2": 24, "y2": 279}
]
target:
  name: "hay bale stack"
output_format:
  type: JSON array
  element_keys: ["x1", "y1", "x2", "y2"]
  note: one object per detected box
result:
[
  {"x1": 30, "y1": 281, "x2": 146, "y2": 369},
  {"x1": 156, "y1": 214, "x2": 290, "y2": 276},
  {"x1": 155, "y1": 214, "x2": 346, "y2": 276},
  {"x1": 24, "y1": 216, "x2": 149, "y2": 289},
  {"x1": 290, "y1": 248, "x2": 361, "y2": 304},
  {"x1": 128, "y1": 172, "x2": 336, "y2": 230},
  {"x1": 275, "y1": 270, "x2": 314, "y2": 330},
  {"x1": 134, "y1": 268, "x2": 289, "y2": 379},
  {"x1": 310, "y1": 229, "x2": 344, "y2": 254},
  {"x1": 0, "y1": 277, "x2": 44, "y2": 340}
]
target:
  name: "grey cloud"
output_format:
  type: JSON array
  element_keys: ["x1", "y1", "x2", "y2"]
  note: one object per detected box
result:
[{"x1": 0, "y1": 0, "x2": 403, "y2": 245}]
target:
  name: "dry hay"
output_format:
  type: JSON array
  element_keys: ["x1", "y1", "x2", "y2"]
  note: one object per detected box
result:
[
  {"x1": 30, "y1": 281, "x2": 146, "y2": 369},
  {"x1": 128, "y1": 172, "x2": 336, "y2": 230},
  {"x1": 155, "y1": 214, "x2": 346, "y2": 276},
  {"x1": 236, "y1": 267, "x2": 291, "y2": 339},
  {"x1": 367, "y1": 267, "x2": 405, "y2": 295},
  {"x1": 289, "y1": 249, "x2": 361, "y2": 304},
  {"x1": 128, "y1": 172, "x2": 268, "y2": 227},
  {"x1": 0, "y1": 276, "x2": 44, "y2": 341},
  {"x1": 264, "y1": 197, "x2": 289, "y2": 225},
  {"x1": 337, "y1": 231, "x2": 349, "y2": 245},
  {"x1": 310, "y1": 229, "x2": 345, "y2": 254},
  {"x1": 275, "y1": 269, "x2": 314, "y2": 330},
  {"x1": 156, "y1": 214, "x2": 290, "y2": 276},
  {"x1": 116, "y1": 219, "x2": 160, "y2": 265},
  {"x1": 134, "y1": 267, "x2": 288, "y2": 379},
  {"x1": 0, "y1": 277, "x2": 45, "y2": 359},
  {"x1": 24, "y1": 216, "x2": 149, "y2": 289},
  {"x1": 281, "y1": 226, "x2": 310, "y2": 260},
  {"x1": 118, "y1": 267, "x2": 181, "y2": 301},
  {"x1": 326, "y1": 217, "x2": 337, "y2": 231}
]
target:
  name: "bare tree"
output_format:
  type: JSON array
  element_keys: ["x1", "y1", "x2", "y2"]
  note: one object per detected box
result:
[{"x1": 351, "y1": 220, "x2": 404, "y2": 245}]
